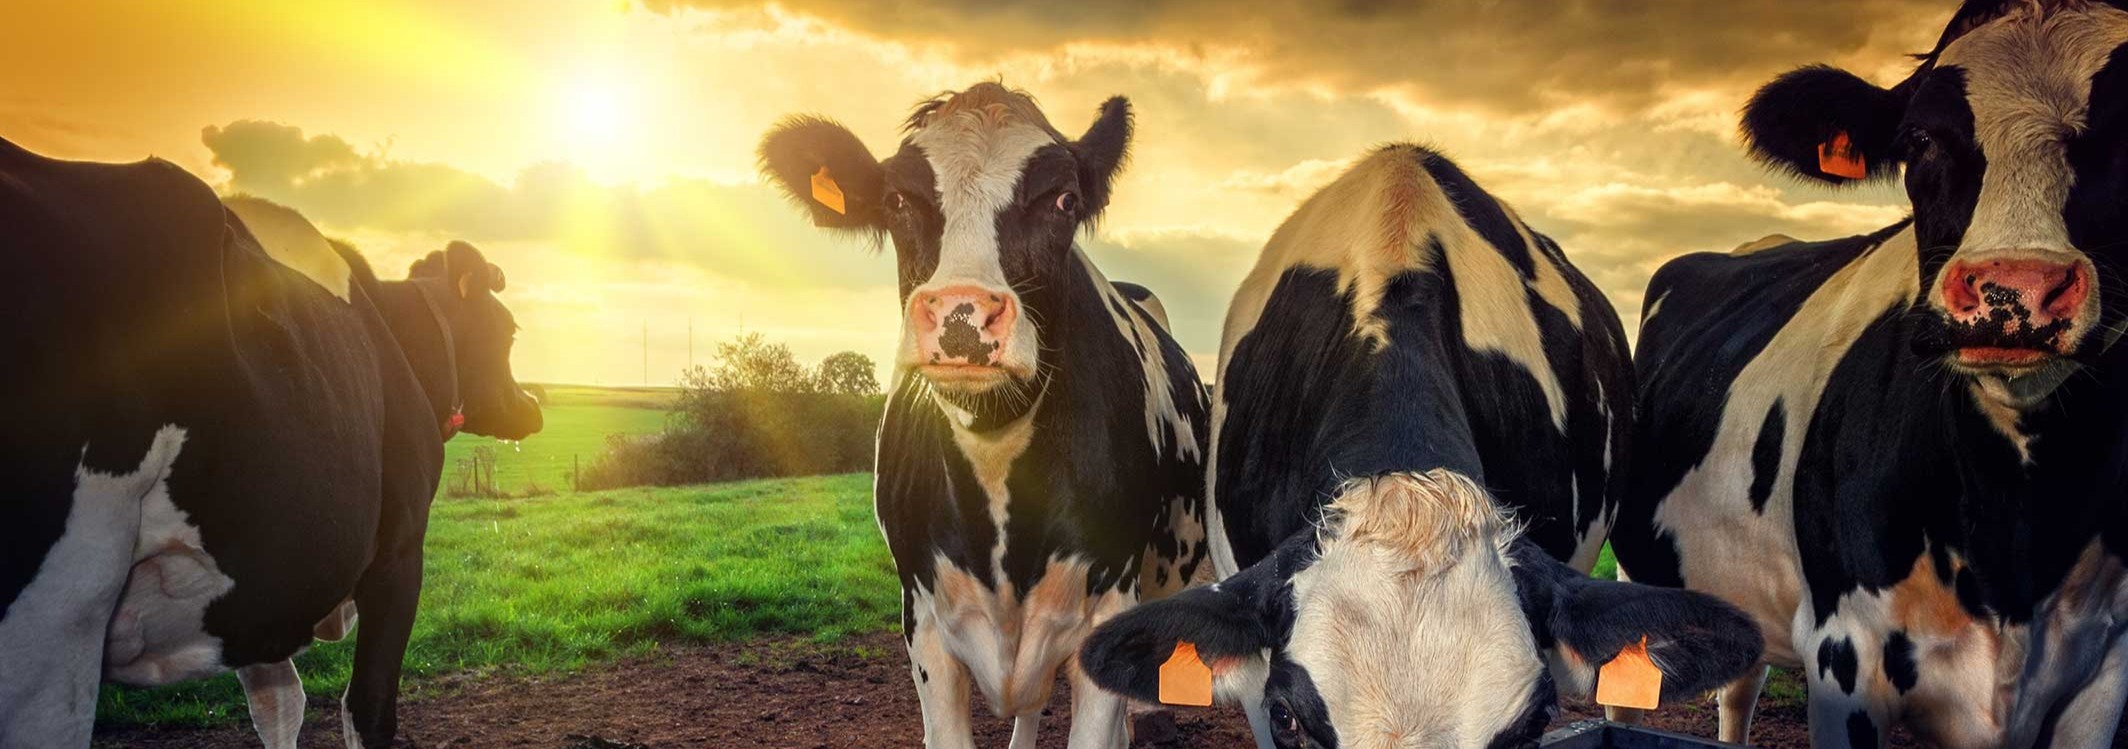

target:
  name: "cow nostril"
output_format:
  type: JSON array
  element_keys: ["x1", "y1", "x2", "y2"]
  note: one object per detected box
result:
[{"x1": 2042, "y1": 281, "x2": 2072, "y2": 310}]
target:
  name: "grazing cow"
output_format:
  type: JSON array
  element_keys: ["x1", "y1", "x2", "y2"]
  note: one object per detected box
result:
[
  {"x1": 1613, "y1": 2, "x2": 2128, "y2": 746},
  {"x1": 0, "y1": 139, "x2": 542, "y2": 749},
  {"x1": 757, "y1": 83, "x2": 1210, "y2": 748},
  {"x1": 1079, "y1": 146, "x2": 1764, "y2": 749}
]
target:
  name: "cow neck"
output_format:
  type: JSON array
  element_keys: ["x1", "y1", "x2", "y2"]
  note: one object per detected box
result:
[
  {"x1": 1932, "y1": 337, "x2": 2128, "y2": 621},
  {"x1": 409, "y1": 279, "x2": 464, "y2": 438}
]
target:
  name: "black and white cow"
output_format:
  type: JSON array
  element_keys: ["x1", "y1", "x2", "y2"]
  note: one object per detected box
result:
[
  {"x1": 0, "y1": 139, "x2": 542, "y2": 748},
  {"x1": 1614, "y1": 2, "x2": 2128, "y2": 746},
  {"x1": 758, "y1": 83, "x2": 1209, "y2": 748},
  {"x1": 1078, "y1": 145, "x2": 1764, "y2": 749}
]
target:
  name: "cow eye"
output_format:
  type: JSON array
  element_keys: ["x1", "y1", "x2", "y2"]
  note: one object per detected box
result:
[
  {"x1": 1054, "y1": 190, "x2": 1079, "y2": 215},
  {"x1": 1900, "y1": 127, "x2": 1935, "y2": 158},
  {"x1": 885, "y1": 192, "x2": 908, "y2": 212},
  {"x1": 1269, "y1": 700, "x2": 1302, "y2": 744}
]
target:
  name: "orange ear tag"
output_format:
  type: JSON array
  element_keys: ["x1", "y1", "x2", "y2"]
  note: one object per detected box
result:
[
  {"x1": 811, "y1": 166, "x2": 847, "y2": 215},
  {"x1": 1158, "y1": 641, "x2": 1215, "y2": 707},
  {"x1": 1817, "y1": 131, "x2": 1869, "y2": 180},
  {"x1": 1594, "y1": 635, "x2": 1663, "y2": 711}
]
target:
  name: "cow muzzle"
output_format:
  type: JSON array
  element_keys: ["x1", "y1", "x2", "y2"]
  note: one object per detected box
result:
[
  {"x1": 468, "y1": 389, "x2": 543, "y2": 441},
  {"x1": 909, "y1": 284, "x2": 1024, "y2": 389},
  {"x1": 1934, "y1": 253, "x2": 2096, "y2": 370}
]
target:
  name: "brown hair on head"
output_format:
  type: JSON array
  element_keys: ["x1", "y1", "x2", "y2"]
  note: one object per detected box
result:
[
  {"x1": 1321, "y1": 469, "x2": 1519, "y2": 578},
  {"x1": 903, "y1": 81, "x2": 1064, "y2": 140}
]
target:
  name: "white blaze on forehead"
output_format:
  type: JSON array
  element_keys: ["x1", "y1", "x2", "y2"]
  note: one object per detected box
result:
[
  {"x1": 909, "y1": 114, "x2": 1059, "y2": 292},
  {"x1": 1940, "y1": 5, "x2": 2128, "y2": 255},
  {"x1": 224, "y1": 196, "x2": 353, "y2": 303}
]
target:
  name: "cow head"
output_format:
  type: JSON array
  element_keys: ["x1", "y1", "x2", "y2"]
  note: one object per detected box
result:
[
  {"x1": 1080, "y1": 471, "x2": 1763, "y2": 749},
  {"x1": 759, "y1": 83, "x2": 1131, "y2": 427},
  {"x1": 1743, "y1": 0, "x2": 2128, "y2": 407},
  {"x1": 408, "y1": 241, "x2": 542, "y2": 440}
]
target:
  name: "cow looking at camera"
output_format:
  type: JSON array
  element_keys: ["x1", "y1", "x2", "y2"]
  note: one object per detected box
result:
[
  {"x1": 758, "y1": 83, "x2": 1210, "y2": 749},
  {"x1": 1614, "y1": 1, "x2": 2128, "y2": 746}
]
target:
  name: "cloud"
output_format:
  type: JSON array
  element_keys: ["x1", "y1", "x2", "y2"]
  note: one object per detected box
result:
[
  {"x1": 201, "y1": 119, "x2": 890, "y2": 291},
  {"x1": 1083, "y1": 226, "x2": 1260, "y2": 360},
  {"x1": 1219, "y1": 158, "x2": 1352, "y2": 196},
  {"x1": 647, "y1": 0, "x2": 1950, "y2": 117}
]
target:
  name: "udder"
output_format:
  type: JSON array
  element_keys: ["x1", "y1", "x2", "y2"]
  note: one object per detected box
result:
[{"x1": 103, "y1": 540, "x2": 233, "y2": 686}]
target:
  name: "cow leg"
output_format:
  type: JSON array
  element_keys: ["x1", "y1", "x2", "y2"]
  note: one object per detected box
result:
[
  {"x1": 1716, "y1": 664, "x2": 1769, "y2": 744},
  {"x1": 2040, "y1": 632, "x2": 2128, "y2": 748},
  {"x1": 1066, "y1": 658, "x2": 1129, "y2": 749},
  {"x1": 1007, "y1": 713, "x2": 1040, "y2": 749},
  {"x1": 0, "y1": 492, "x2": 142, "y2": 747},
  {"x1": 237, "y1": 659, "x2": 305, "y2": 749},
  {"x1": 341, "y1": 545, "x2": 423, "y2": 749},
  {"x1": 907, "y1": 588, "x2": 976, "y2": 749},
  {"x1": 0, "y1": 428, "x2": 180, "y2": 748}
]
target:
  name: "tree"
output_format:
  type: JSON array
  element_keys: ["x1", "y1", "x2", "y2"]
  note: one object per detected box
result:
[
  {"x1": 700, "y1": 333, "x2": 816, "y2": 393},
  {"x1": 816, "y1": 351, "x2": 880, "y2": 396}
]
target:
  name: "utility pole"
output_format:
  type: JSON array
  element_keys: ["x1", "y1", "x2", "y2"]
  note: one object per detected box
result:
[
  {"x1": 688, "y1": 315, "x2": 694, "y2": 370},
  {"x1": 641, "y1": 320, "x2": 648, "y2": 385}
]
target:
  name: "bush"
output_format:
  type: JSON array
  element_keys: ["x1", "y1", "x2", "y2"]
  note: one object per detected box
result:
[
  {"x1": 446, "y1": 445, "x2": 501, "y2": 498},
  {"x1": 579, "y1": 335, "x2": 885, "y2": 489}
]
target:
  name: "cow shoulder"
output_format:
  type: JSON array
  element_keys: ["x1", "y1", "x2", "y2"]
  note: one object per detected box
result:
[
  {"x1": 223, "y1": 196, "x2": 353, "y2": 303},
  {"x1": 1616, "y1": 222, "x2": 1917, "y2": 603}
]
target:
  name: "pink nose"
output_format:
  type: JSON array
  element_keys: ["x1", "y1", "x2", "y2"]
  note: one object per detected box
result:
[
  {"x1": 1941, "y1": 257, "x2": 2088, "y2": 331},
  {"x1": 911, "y1": 286, "x2": 1015, "y2": 367}
]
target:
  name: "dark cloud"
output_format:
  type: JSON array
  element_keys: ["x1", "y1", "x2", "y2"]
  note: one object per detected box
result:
[{"x1": 647, "y1": 0, "x2": 1948, "y2": 115}]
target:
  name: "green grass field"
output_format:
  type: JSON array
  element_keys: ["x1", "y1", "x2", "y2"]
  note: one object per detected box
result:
[
  {"x1": 438, "y1": 384, "x2": 677, "y2": 496},
  {"x1": 96, "y1": 386, "x2": 898, "y2": 728},
  {"x1": 90, "y1": 383, "x2": 1665, "y2": 730}
]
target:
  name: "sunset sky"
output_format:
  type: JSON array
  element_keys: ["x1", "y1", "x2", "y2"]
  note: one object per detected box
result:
[{"x1": 4, "y1": 0, "x2": 1949, "y2": 385}]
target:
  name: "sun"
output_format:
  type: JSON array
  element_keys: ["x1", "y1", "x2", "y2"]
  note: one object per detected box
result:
[
  {"x1": 554, "y1": 71, "x2": 644, "y2": 177},
  {"x1": 564, "y1": 82, "x2": 629, "y2": 140}
]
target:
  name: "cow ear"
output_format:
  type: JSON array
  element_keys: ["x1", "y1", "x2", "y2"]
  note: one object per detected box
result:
[
  {"x1": 1070, "y1": 96, "x2": 1132, "y2": 222},
  {"x1": 1741, "y1": 65, "x2": 1910, "y2": 184},
  {"x1": 759, "y1": 115, "x2": 886, "y2": 232},
  {"x1": 1511, "y1": 543, "x2": 1763, "y2": 705},
  {"x1": 409, "y1": 250, "x2": 447, "y2": 280},
  {"x1": 443, "y1": 240, "x2": 491, "y2": 299},
  {"x1": 1079, "y1": 567, "x2": 1271, "y2": 705}
]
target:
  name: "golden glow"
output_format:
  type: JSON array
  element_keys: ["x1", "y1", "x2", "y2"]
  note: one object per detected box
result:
[
  {"x1": 560, "y1": 74, "x2": 638, "y2": 146},
  {"x1": 0, "y1": 0, "x2": 1922, "y2": 386}
]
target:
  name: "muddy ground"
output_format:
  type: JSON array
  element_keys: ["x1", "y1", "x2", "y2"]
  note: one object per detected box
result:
[{"x1": 96, "y1": 632, "x2": 2107, "y2": 748}]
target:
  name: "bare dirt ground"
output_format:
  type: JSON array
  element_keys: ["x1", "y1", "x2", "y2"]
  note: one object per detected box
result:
[{"x1": 95, "y1": 632, "x2": 2088, "y2": 748}]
